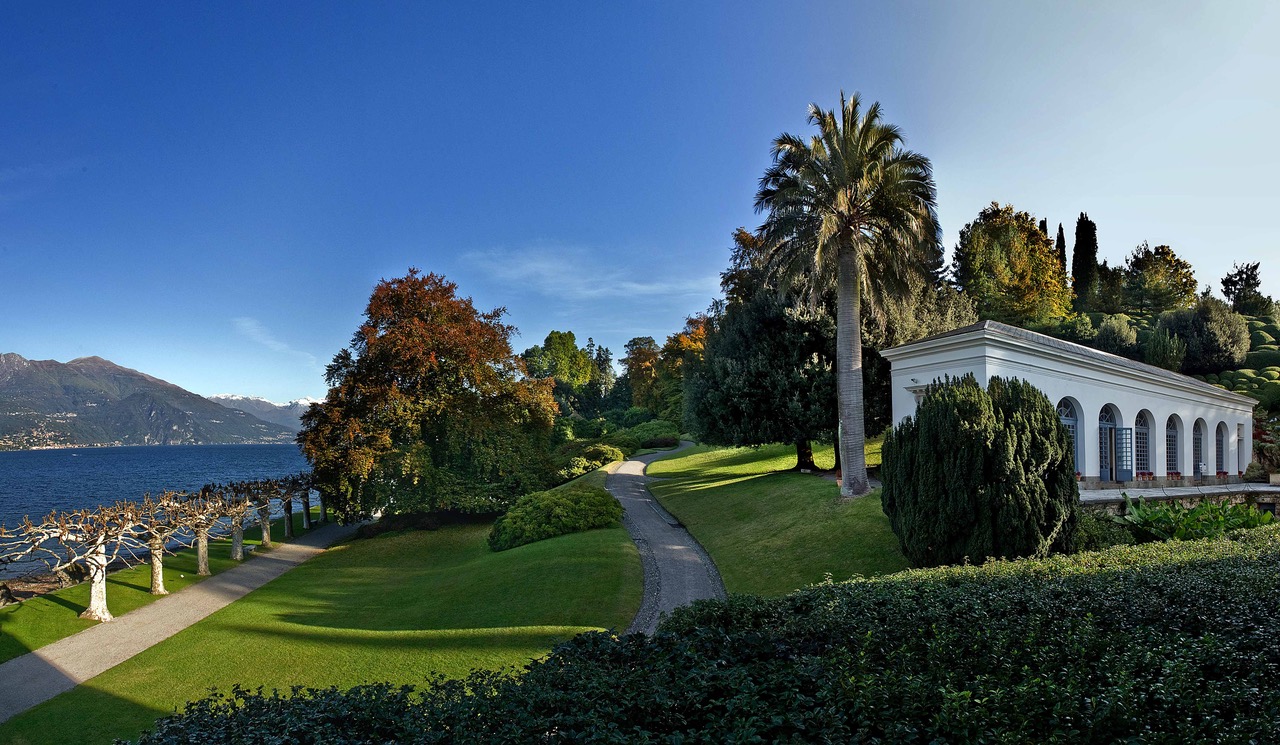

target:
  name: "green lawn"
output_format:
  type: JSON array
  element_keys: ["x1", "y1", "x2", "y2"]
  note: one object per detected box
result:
[
  {"x1": 647, "y1": 440, "x2": 907, "y2": 596},
  {"x1": 0, "y1": 512, "x2": 312, "y2": 664},
  {"x1": 0, "y1": 522, "x2": 641, "y2": 745}
]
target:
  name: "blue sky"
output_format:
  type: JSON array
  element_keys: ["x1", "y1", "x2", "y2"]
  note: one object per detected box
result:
[{"x1": 2, "y1": 1, "x2": 1277, "y2": 402}]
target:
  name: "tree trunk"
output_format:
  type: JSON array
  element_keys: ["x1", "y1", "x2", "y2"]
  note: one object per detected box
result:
[
  {"x1": 283, "y1": 497, "x2": 294, "y2": 540},
  {"x1": 258, "y1": 504, "x2": 273, "y2": 549},
  {"x1": 148, "y1": 537, "x2": 168, "y2": 595},
  {"x1": 836, "y1": 247, "x2": 870, "y2": 497},
  {"x1": 196, "y1": 528, "x2": 210, "y2": 576},
  {"x1": 319, "y1": 492, "x2": 328, "y2": 524},
  {"x1": 301, "y1": 491, "x2": 312, "y2": 530},
  {"x1": 231, "y1": 517, "x2": 245, "y2": 561},
  {"x1": 79, "y1": 544, "x2": 113, "y2": 622},
  {"x1": 794, "y1": 438, "x2": 817, "y2": 470}
]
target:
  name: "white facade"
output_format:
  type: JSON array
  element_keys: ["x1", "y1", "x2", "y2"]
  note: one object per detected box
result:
[{"x1": 880, "y1": 321, "x2": 1257, "y2": 488}]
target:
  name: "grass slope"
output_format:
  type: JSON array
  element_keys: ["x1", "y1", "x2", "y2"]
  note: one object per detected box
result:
[
  {"x1": 0, "y1": 523, "x2": 640, "y2": 745},
  {"x1": 647, "y1": 440, "x2": 906, "y2": 596},
  {"x1": 0, "y1": 514, "x2": 305, "y2": 664}
]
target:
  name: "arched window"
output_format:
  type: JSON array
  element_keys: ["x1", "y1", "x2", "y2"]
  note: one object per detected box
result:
[
  {"x1": 1057, "y1": 399, "x2": 1079, "y2": 471},
  {"x1": 1135, "y1": 412, "x2": 1151, "y2": 473},
  {"x1": 1166, "y1": 417, "x2": 1180, "y2": 473},
  {"x1": 1216, "y1": 423, "x2": 1228, "y2": 473},
  {"x1": 1098, "y1": 407, "x2": 1117, "y2": 480}
]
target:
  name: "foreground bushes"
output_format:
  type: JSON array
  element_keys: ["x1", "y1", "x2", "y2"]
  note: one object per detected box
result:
[
  {"x1": 487, "y1": 484, "x2": 623, "y2": 551},
  {"x1": 135, "y1": 526, "x2": 1280, "y2": 743}
]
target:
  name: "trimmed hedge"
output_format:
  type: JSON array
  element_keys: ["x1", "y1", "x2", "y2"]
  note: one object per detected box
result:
[
  {"x1": 626, "y1": 419, "x2": 680, "y2": 447},
  {"x1": 487, "y1": 484, "x2": 623, "y2": 551},
  {"x1": 135, "y1": 526, "x2": 1280, "y2": 743}
]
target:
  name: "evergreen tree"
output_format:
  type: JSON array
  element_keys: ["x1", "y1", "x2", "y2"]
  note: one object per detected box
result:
[
  {"x1": 1038, "y1": 218, "x2": 1048, "y2": 237},
  {"x1": 1095, "y1": 314, "x2": 1138, "y2": 358},
  {"x1": 1121, "y1": 242, "x2": 1197, "y2": 314},
  {"x1": 1221, "y1": 262, "x2": 1276, "y2": 317},
  {"x1": 1143, "y1": 325, "x2": 1187, "y2": 372},
  {"x1": 1055, "y1": 223, "x2": 1067, "y2": 278},
  {"x1": 881, "y1": 375, "x2": 1078, "y2": 568},
  {"x1": 1072, "y1": 213, "x2": 1099, "y2": 310},
  {"x1": 1157, "y1": 296, "x2": 1250, "y2": 373}
]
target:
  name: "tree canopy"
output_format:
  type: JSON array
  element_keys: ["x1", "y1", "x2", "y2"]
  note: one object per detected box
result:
[
  {"x1": 1222, "y1": 262, "x2": 1276, "y2": 317},
  {"x1": 1122, "y1": 242, "x2": 1197, "y2": 313},
  {"x1": 298, "y1": 269, "x2": 558, "y2": 520},
  {"x1": 951, "y1": 203, "x2": 1072, "y2": 324}
]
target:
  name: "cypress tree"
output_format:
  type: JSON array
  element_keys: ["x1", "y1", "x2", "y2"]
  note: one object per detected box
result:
[
  {"x1": 882, "y1": 375, "x2": 1079, "y2": 567},
  {"x1": 1055, "y1": 223, "x2": 1067, "y2": 277},
  {"x1": 1038, "y1": 218, "x2": 1048, "y2": 237},
  {"x1": 1072, "y1": 213, "x2": 1099, "y2": 309}
]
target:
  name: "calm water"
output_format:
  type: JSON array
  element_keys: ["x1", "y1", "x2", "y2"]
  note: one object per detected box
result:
[{"x1": 0, "y1": 444, "x2": 308, "y2": 530}]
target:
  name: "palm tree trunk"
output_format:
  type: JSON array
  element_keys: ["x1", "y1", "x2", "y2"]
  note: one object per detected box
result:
[{"x1": 837, "y1": 247, "x2": 870, "y2": 497}]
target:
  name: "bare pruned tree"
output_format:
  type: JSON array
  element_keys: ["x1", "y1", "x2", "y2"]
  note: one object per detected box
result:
[
  {"x1": 0, "y1": 503, "x2": 139, "y2": 622},
  {"x1": 130, "y1": 492, "x2": 197, "y2": 596},
  {"x1": 223, "y1": 482, "x2": 258, "y2": 561},
  {"x1": 185, "y1": 486, "x2": 228, "y2": 576}
]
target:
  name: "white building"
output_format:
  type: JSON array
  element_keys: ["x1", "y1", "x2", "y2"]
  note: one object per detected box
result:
[{"x1": 881, "y1": 321, "x2": 1257, "y2": 489}]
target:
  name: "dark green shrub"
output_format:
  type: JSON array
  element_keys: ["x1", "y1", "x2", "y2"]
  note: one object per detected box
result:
[
  {"x1": 626, "y1": 419, "x2": 679, "y2": 445},
  {"x1": 620, "y1": 406, "x2": 655, "y2": 428},
  {"x1": 601, "y1": 431, "x2": 640, "y2": 456},
  {"x1": 581, "y1": 443, "x2": 623, "y2": 464},
  {"x1": 1116, "y1": 495, "x2": 1274, "y2": 542},
  {"x1": 1158, "y1": 297, "x2": 1250, "y2": 373},
  {"x1": 140, "y1": 527, "x2": 1280, "y2": 744},
  {"x1": 1095, "y1": 313, "x2": 1137, "y2": 356},
  {"x1": 1143, "y1": 324, "x2": 1187, "y2": 371},
  {"x1": 555, "y1": 456, "x2": 594, "y2": 481},
  {"x1": 1244, "y1": 461, "x2": 1268, "y2": 483},
  {"x1": 488, "y1": 484, "x2": 623, "y2": 551},
  {"x1": 1075, "y1": 509, "x2": 1136, "y2": 551},
  {"x1": 1246, "y1": 349, "x2": 1280, "y2": 369},
  {"x1": 882, "y1": 375, "x2": 1078, "y2": 567},
  {"x1": 641, "y1": 436, "x2": 679, "y2": 449}
]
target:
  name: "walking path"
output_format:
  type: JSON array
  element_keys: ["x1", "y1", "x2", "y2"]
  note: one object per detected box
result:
[
  {"x1": 1080, "y1": 481, "x2": 1280, "y2": 504},
  {"x1": 606, "y1": 443, "x2": 726, "y2": 636},
  {"x1": 0, "y1": 520, "x2": 359, "y2": 724}
]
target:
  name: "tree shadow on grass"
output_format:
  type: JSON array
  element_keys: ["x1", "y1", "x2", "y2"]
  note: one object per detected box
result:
[{"x1": 0, "y1": 676, "x2": 173, "y2": 745}]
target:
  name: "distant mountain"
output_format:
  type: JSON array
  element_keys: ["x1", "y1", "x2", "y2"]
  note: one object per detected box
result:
[
  {"x1": 206, "y1": 394, "x2": 321, "y2": 433},
  {"x1": 0, "y1": 353, "x2": 296, "y2": 450}
]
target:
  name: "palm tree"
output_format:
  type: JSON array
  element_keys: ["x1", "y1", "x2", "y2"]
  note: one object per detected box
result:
[{"x1": 755, "y1": 92, "x2": 940, "y2": 497}]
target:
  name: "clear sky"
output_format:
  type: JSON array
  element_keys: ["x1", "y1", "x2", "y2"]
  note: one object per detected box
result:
[{"x1": 2, "y1": 1, "x2": 1277, "y2": 402}]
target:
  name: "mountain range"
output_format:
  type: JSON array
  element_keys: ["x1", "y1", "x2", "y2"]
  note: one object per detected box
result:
[
  {"x1": 206, "y1": 394, "x2": 321, "y2": 432},
  {"x1": 0, "y1": 353, "x2": 296, "y2": 450}
]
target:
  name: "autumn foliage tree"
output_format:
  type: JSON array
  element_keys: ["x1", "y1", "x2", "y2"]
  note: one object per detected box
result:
[
  {"x1": 299, "y1": 270, "x2": 558, "y2": 521},
  {"x1": 951, "y1": 203, "x2": 1072, "y2": 324}
]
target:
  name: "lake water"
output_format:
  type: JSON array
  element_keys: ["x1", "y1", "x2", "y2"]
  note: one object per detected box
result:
[{"x1": 0, "y1": 444, "x2": 309, "y2": 531}]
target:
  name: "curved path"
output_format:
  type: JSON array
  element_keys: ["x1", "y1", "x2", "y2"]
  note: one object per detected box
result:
[
  {"x1": 0, "y1": 520, "x2": 359, "y2": 724},
  {"x1": 607, "y1": 443, "x2": 726, "y2": 635}
]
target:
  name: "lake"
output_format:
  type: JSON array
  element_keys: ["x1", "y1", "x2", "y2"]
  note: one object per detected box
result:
[{"x1": 0, "y1": 444, "x2": 309, "y2": 532}]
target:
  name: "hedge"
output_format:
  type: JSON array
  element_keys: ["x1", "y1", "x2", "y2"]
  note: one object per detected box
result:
[
  {"x1": 135, "y1": 525, "x2": 1280, "y2": 743},
  {"x1": 487, "y1": 484, "x2": 623, "y2": 551}
]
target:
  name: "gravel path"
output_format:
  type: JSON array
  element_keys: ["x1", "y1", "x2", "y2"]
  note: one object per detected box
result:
[
  {"x1": 607, "y1": 443, "x2": 726, "y2": 635},
  {"x1": 0, "y1": 520, "x2": 359, "y2": 724}
]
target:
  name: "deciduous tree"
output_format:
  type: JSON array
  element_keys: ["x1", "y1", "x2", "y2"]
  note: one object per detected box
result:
[
  {"x1": 951, "y1": 203, "x2": 1072, "y2": 324},
  {"x1": 299, "y1": 270, "x2": 558, "y2": 521}
]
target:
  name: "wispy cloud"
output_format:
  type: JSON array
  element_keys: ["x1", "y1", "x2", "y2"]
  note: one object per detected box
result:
[
  {"x1": 233, "y1": 317, "x2": 320, "y2": 367},
  {"x1": 463, "y1": 246, "x2": 720, "y2": 304}
]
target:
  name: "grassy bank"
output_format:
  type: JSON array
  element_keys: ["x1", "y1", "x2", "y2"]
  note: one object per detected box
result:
[
  {"x1": 0, "y1": 520, "x2": 641, "y2": 745},
  {"x1": 646, "y1": 439, "x2": 906, "y2": 596},
  {"x1": 0, "y1": 513, "x2": 310, "y2": 665}
]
